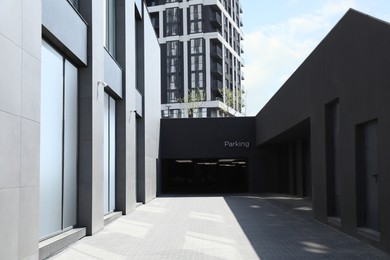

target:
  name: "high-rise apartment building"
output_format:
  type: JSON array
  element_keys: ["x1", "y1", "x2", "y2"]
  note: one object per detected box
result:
[{"x1": 146, "y1": 0, "x2": 245, "y2": 118}]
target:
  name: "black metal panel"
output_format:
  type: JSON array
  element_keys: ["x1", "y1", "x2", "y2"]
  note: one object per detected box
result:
[{"x1": 160, "y1": 117, "x2": 256, "y2": 159}]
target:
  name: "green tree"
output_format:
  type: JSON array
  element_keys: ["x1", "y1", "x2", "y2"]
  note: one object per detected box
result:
[{"x1": 179, "y1": 88, "x2": 206, "y2": 117}]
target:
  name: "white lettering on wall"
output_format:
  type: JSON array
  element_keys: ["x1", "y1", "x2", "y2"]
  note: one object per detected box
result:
[{"x1": 224, "y1": 141, "x2": 250, "y2": 148}]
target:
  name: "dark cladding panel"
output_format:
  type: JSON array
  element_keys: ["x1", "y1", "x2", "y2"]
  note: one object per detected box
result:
[
  {"x1": 254, "y1": 9, "x2": 390, "y2": 253},
  {"x1": 160, "y1": 117, "x2": 256, "y2": 159}
]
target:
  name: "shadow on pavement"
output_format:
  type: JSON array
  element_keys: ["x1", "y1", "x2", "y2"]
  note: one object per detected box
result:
[{"x1": 223, "y1": 194, "x2": 390, "y2": 260}]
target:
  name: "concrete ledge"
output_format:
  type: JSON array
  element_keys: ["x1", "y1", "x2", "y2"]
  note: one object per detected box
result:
[
  {"x1": 327, "y1": 217, "x2": 342, "y2": 227},
  {"x1": 39, "y1": 228, "x2": 86, "y2": 259},
  {"x1": 104, "y1": 211, "x2": 123, "y2": 226},
  {"x1": 358, "y1": 227, "x2": 381, "y2": 242}
]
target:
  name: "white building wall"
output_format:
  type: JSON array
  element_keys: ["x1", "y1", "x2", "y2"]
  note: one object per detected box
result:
[
  {"x1": 0, "y1": 0, "x2": 41, "y2": 259},
  {"x1": 143, "y1": 8, "x2": 161, "y2": 203}
]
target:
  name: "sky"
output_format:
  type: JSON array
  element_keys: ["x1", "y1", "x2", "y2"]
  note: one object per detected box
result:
[{"x1": 240, "y1": 0, "x2": 390, "y2": 116}]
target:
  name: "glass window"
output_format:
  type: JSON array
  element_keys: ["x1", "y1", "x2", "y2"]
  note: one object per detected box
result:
[
  {"x1": 40, "y1": 42, "x2": 64, "y2": 239},
  {"x1": 189, "y1": 5, "x2": 202, "y2": 20},
  {"x1": 168, "y1": 75, "x2": 177, "y2": 90},
  {"x1": 191, "y1": 55, "x2": 203, "y2": 71},
  {"x1": 104, "y1": 93, "x2": 116, "y2": 214},
  {"x1": 166, "y1": 8, "x2": 180, "y2": 36},
  {"x1": 167, "y1": 8, "x2": 179, "y2": 23},
  {"x1": 167, "y1": 58, "x2": 178, "y2": 73},
  {"x1": 167, "y1": 41, "x2": 179, "y2": 56},
  {"x1": 104, "y1": 0, "x2": 116, "y2": 57},
  {"x1": 40, "y1": 41, "x2": 78, "y2": 239},
  {"x1": 191, "y1": 72, "x2": 204, "y2": 89},
  {"x1": 167, "y1": 91, "x2": 180, "y2": 103},
  {"x1": 190, "y1": 38, "x2": 203, "y2": 54},
  {"x1": 189, "y1": 5, "x2": 202, "y2": 33},
  {"x1": 190, "y1": 21, "x2": 202, "y2": 34},
  {"x1": 166, "y1": 24, "x2": 179, "y2": 36},
  {"x1": 63, "y1": 60, "x2": 78, "y2": 229}
]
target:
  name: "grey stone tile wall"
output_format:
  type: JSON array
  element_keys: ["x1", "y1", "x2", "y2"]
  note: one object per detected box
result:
[{"x1": 0, "y1": 0, "x2": 41, "y2": 259}]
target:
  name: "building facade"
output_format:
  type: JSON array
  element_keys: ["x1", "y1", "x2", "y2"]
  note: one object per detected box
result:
[
  {"x1": 159, "y1": 10, "x2": 390, "y2": 254},
  {"x1": 146, "y1": 0, "x2": 245, "y2": 118},
  {"x1": 2, "y1": 3, "x2": 390, "y2": 259},
  {"x1": 0, "y1": 0, "x2": 161, "y2": 259}
]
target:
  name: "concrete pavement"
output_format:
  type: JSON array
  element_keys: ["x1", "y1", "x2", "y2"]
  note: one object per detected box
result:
[{"x1": 50, "y1": 195, "x2": 389, "y2": 259}]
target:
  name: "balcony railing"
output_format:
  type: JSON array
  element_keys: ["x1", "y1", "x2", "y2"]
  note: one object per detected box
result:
[
  {"x1": 239, "y1": 16, "x2": 243, "y2": 27},
  {"x1": 210, "y1": 12, "x2": 222, "y2": 27},
  {"x1": 211, "y1": 45, "x2": 222, "y2": 59},
  {"x1": 212, "y1": 79, "x2": 223, "y2": 90},
  {"x1": 211, "y1": 63, "x2": 223, "y2": 76}
]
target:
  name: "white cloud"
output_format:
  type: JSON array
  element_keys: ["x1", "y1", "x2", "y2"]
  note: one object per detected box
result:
[{"x1": 243, "y1": 0, "x2": 358, "y2": 116}]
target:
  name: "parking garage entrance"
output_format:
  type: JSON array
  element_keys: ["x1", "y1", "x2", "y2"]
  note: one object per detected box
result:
[
  {"x1": 161, "y1": 158, "x2": 249, "y2": 194},
  {"x1": 160, "y1": 117, "x2": 256, "y2": 195}
]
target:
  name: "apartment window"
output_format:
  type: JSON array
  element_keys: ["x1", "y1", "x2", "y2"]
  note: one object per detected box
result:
[
  {"x1": 192, "y1": 108, "x2": 207, "y2": 118},
  {"x1": 167, "y1": 91, "x2": 180, "y2": 103},
  {"x1": 167, "y1": 41, "x2": 179, "y2": 56},
  {"x1": 165, "y1": 0, "x2": 178, "y2": 3},
  {"x1": 190, "y1": 38, "x2": 204, "y2": 54},
  {"x1": 162, "y1": 109, "x2": 182, "y2": 118},
  {"x1": 190, "y1": 21, "x2": 202, "y2": 34},
  {"x1": 189, "y1": 38, "x2": 205, "y2": 97},
  {"x1": 166, "y1": 8, "x2": 180, "y2": 36},
  {"x1": 168, "y1": 75, "x2": 178, "y2": 90},
  {"x1": 166, "y1": 40, "x2": 182, "y2": 103},
  {"x1": 224, "y1": 30, "x2": 229, "y2": 43},
  {"x1": 191, "y1": 72, "x2": 204, "y2": 89},
  {"x1": 151, "y1": 16, "x2": 158, "y2": 28},
  {"x1": 167, "y1": 8, "x2": 179, "y2": 22},
  {"x1": 167, "y1": 57, "x2": 178, "y2": 73},
  {"x1": 190, "y1": 5, "x2": 202, "y2": 20},
  {"x1": 166, "y1": 24, "x2": 179, "y2": 36},
  {"x1": 189, "y1": 5, "x2": 202, "y2": 34},
  {"x1": 191, "y1": 55, "x2": 203, "y2": 70},
  {"x1": 104, "y1": 0, "x2": 116, "y2": 57}
]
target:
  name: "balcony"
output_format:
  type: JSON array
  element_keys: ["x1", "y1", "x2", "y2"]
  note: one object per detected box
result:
[
  {"x1": 211, "y1": 45, "x2": 223, "y2": 59},
  {"x1": 210, "y1": 12, "x2": 222, "y2": 27},
  {"x1": 211, "y1": 63, "x2": 223, "y2": 77},
  {"x1": 212, "y1": 79, "x2": 223, "y2": 90}
]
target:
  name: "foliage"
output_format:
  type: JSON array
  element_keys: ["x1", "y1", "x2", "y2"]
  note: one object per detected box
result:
[
  {"x1": 218, "y1": 86, "x2": 245, "y2": 113},
  {"x1": 178, "y1": 88, "x2": 206, "y2": 117}
]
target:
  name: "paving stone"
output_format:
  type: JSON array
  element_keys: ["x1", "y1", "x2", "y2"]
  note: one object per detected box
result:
[{"x1": 50, "y1": 195, "x2": 390, "y2": 260}]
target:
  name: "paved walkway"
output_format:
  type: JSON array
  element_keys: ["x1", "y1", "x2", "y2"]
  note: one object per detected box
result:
[{"x1": 51, "y1": 195, "x2": 389, "y2": 259}]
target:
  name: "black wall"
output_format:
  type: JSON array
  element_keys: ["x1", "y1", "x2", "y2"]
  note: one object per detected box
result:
[
  {"x1": 160, "y1": 117, "x2": 256, "y2": 159},
  {"x1": 255, "y1": 9, "x2": 390, "y2": 252}
]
